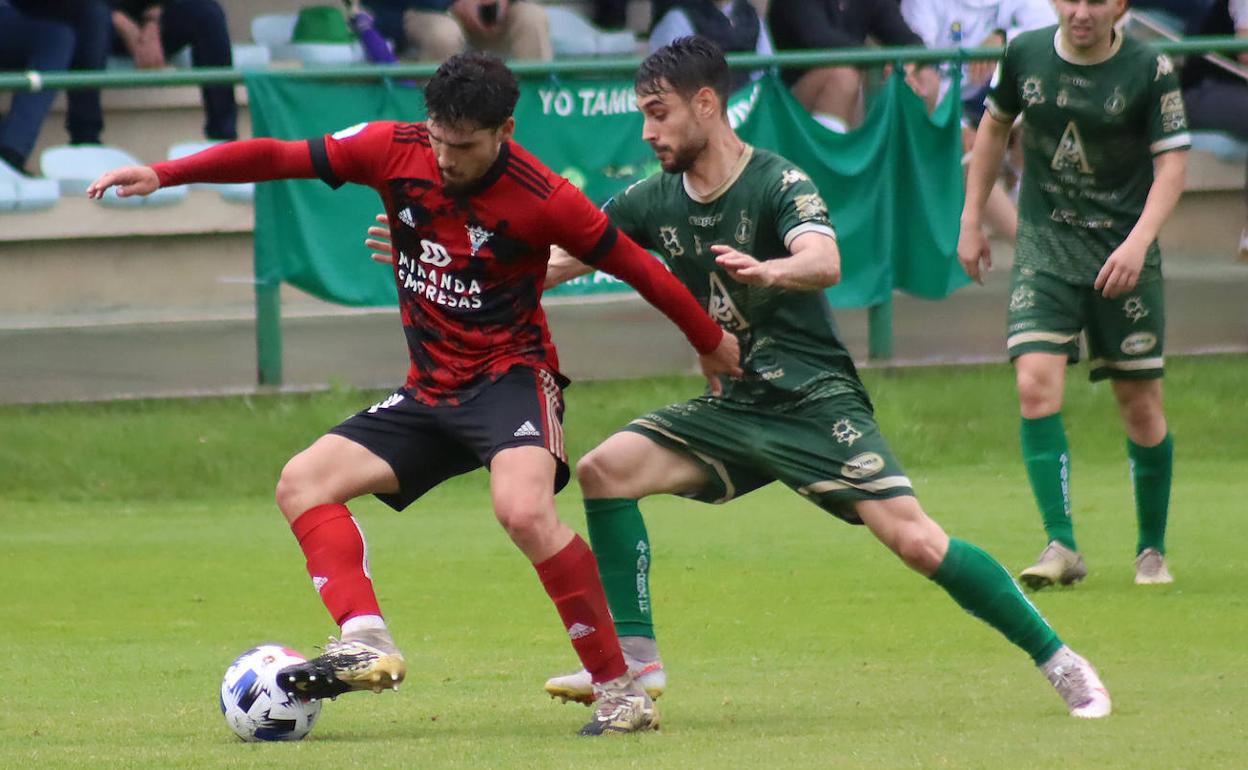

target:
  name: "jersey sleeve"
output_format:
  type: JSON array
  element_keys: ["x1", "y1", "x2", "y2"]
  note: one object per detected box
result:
[
  {"x1": 543, "y1": 180, "x2": 618, "y2": 263},
  {"x1": 984, "y1": 37, "x2": 1022, "y2": 121},
  {"x1": 771, "y1": 166, "x2": 836, "y2": 252},
  {"x1": 309, "y1": 121, "x2": 394, "y2": 189},
  {"x1": 601, "y1": 179, "x2": 655, "y2": 251},
  {"x1": 1146, "y1": 52, "x2": 1192, "y2": 156}
]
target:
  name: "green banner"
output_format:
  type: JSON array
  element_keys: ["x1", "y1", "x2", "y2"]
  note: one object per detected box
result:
[{"x1": 245, "y1": 71, "x2": 968, "y2": 309}]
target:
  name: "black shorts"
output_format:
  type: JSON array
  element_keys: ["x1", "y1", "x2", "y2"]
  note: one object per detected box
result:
[{"x1": 329, "y1": 367, "x2": 570, "y2": 511}]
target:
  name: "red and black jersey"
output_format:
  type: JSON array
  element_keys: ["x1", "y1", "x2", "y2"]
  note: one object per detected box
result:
[
  {"x1": 312, "y1": 121, "x2": 618, "y2": 406},
  {"x1": 149, "y1": 124, "x2": 724, "y2": 406}
]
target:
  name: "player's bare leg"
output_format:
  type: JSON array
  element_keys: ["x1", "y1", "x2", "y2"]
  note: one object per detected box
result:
[
  {"x1": 1014, "y1": 352, "x2": 1087, "y2": 589},
  {"x1": 1111, "y1": 378, "x2": 1174, "y2": 584},
  {"x1": 545, "y1": 432, "x2": 708, "y2": 705},
  {"x1": 855, "y1": 496, "x2": 1110, "y2": 717},
  {"x1": 491, "y1": 446, "x2": 657, "y2": 734},
  {"x1": 274, "y1": 435, "x2": 407, "y2": 699}
]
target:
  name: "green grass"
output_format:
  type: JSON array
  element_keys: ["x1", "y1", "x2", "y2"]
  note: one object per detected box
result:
[{"x1": 1, "y1": 356, "x2": 1244, "y2": 768}]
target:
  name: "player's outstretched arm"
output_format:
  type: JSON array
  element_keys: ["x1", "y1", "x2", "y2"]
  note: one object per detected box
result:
[
  {"x1": 87, "y1": 139, "x2": 319, "y2": 200},
  {"x1": 1095, "y1": 150, "x2": 1187, "y2": 299},
  {"x1": 712, "y1": 231, "x2": 840, "y2": 290},
  {"x1": 86, "y1": 166, "x2": 159, "y2": 199},
  {"x1": 590, "y1": 231, "x2": 742, "y2": 384},
  {"x1": 958, "y1": 113, "x2": 1013, "y2": 284},
  {"x1": 544, "y1": 246, "x2": 594, "y2": 289}
]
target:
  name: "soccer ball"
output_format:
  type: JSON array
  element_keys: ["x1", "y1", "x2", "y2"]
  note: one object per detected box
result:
[{"x1": 220, "y1": 644, "x2": 322, "y2": 742}]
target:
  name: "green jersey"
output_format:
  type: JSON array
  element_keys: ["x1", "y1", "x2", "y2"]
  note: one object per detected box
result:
[
  {"x1": 604, "y1": 146, "x2": 862, "y2": 407},
  {"x1": 985, "y1": 26, "x2": 1191, "y2": 285}
]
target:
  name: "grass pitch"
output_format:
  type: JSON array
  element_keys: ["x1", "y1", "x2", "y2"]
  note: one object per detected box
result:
[{"x1": 1, "y1": 356, "x2": 1244, "y2": 768}]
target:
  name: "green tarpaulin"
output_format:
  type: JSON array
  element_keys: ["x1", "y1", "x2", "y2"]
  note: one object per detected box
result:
[{"x1": 245, "y1": 71, "x2": 968, "y2": 309}]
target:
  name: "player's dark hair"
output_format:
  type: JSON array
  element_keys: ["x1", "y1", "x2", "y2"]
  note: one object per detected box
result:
[
  {"x1": 636, "y1": 36, "x2": 731, "y2": 113},
  {"x1": 425, "y1": 52, "x2": 520, "y2": 130}
]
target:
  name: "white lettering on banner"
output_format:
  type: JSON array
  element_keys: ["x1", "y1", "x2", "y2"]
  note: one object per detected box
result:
[{"x1": 538, "y1": 87, "x2": 639, "y2": 117}]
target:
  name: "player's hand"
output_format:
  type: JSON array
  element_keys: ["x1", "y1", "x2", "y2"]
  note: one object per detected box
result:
[
  {"x1": 365, "y1": 213, "x2": 396, "y2": 265},
  {"x1": 956, "y1": 220, "x2": 992, "y2": 284},
  {"x1": 86, "y1": 165, "x2": 160, "y2": 199},
  {"x1": 698, "y1": 331, "x2": 743, "y2": 397},
  {"x1": 712, "y1": 245, "x2": 774, "y2": 287},
  {"x1": 968, "y1": 32, "x2": 1004, "y2": 87},
  {"x1": 904, "y1": 64, "x2": 941, "y2": 111},
  {"x1": 1095, "y1": 239, "x2": 1147, "y2": 298}
]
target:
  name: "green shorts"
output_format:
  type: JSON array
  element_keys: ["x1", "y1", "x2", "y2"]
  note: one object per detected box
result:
[
  {"x1": 1006, "y1": 266, "x2": 1165, "y2": 382},
  {"x1": 622, "y1": 391, "x2": 913, "y2": 524}
]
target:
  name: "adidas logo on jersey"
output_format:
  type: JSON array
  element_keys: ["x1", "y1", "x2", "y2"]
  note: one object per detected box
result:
[
  {"x1": 513, "y1": 420, "x2": 541, "y2": 438},
  {"x1": 567, "y1": 622, "x2": 595, "y2": 640},
  {"x1": 398, "y1": 207, "x2": 415, "y2": 228}
]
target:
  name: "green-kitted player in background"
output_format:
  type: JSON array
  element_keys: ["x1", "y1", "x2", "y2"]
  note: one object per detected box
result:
[
  {"x1": 539, "y1": 36, "x2": 1111, "y2": 720},
  {"x1": 959, "y1": 0, "x2": 1188, "y2": 589}
]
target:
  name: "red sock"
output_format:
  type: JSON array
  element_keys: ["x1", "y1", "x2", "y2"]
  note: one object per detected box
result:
[
  {"x1": 290, "y1": 503, "x2": 382, "y2": 626},
  {"x1": 534, "y1": 535, "x2": 627, "y2": 684}
]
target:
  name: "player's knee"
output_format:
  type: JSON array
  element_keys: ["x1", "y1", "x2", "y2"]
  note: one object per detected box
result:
[
  {"x1": 575, "y1": 450, "x2": 626, "y2": 497},
  {"x1": 494, "y1": 500, "x2": 552, "y2": 543},
  {"x1": 895, "y1": 531, "x2": 944, "y2": 574},
  {"x1": 1015, "y1": 369, "x2": 1061, "y2": 416},
  {"x1": 275, "y1": 455, "x2": 318, "y2": 520}
]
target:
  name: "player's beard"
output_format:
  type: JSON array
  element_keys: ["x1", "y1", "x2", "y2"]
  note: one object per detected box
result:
[{"x1": 654, "y1": 135, "x2": 708, "y2": 174}]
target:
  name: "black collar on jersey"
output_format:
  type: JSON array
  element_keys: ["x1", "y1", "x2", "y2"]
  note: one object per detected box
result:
[{"x1": 445, "y1": 141, "x2": 512, "y2": 199}]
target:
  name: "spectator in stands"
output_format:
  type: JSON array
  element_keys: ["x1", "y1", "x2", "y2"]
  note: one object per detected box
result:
[
  {"x1": 648, "y1": 2, "x2": 774, "y2": 91},
  {"x1": 365, "y1": 0, "x2": 553, "y2": 62},
  {"x1": 18, "y1": 0, "x2": 237, "y2": 144},
  {"x1": 1181, "y1": 0, "x2": 1248, "y2": 259},
  {"x1": 767, "y1": 0, "x2": 940, "y2": 133},
  {"x1": 0, "y1": 1, "x2": 76, "y2": 174},
  {"x1": 592, "y1": 0, "x2": 628, "y2": 30},
  {"x1": 901, "y1": 0, "x2": 1056, "y2": 240}
]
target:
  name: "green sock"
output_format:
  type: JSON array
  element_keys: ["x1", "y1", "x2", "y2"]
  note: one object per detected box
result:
[
  {"x1": 584, "y1": 498, "x2": 655, "y2": 640},
  {"x1": 1129, "y1": 432, "x2": 1173, "y2": 555},
  {"x1": 932, "y1": 538, "x2": 1063, "y2": 665},
  {"x1": 1020, "y1": 413, "x2": 1076, "y2": 550}
]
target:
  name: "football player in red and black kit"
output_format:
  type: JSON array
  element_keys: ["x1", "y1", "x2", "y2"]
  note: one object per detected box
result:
[{"x1": 87, "y1": 52, "x2": 740, "y2": 736}]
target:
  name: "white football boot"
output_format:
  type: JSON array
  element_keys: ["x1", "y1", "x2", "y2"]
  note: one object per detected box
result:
[
  {"x1": 545, "y1": 654, "x2": 666, "y2": 705},
  {"x1": 1041, "y1": 646, "x2": 1111, "y2": 718},
  {"x1": 1019, "y1": 541, "x2": 1088, "y2": 590},
  {"x1": 1134, "y1": 548, "x2": 1174, "y2": 585},
  {"x1": 577, "y1": 673, "x2": 659, "y2": 736}
]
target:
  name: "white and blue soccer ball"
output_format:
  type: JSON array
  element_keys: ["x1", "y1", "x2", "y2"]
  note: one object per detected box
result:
[{"x1": 220, "y1": 644, "x2": 322, "y2": 742}]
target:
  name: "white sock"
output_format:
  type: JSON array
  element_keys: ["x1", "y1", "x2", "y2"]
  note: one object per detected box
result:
[
  {"x1": 341, "y1": 614, "x2": 387, "y2": 636},
  {"x1": 812, "y1": 112, "x2": 849, "y2": 133}
]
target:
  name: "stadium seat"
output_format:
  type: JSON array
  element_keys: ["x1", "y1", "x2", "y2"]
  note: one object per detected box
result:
[
  {"x1": 0, "y1": 156, "x2": 60, "y2": 212},
  {"x1": 167, "y1": 141, "x2": 254, "y2": 203},
  {"x1": 546, "y1": 7, "x2": 638, "y2": 57},
  {"x1": 251, "y1": 12, "x2": 363, "y2": 66},
  {"x1": 39, "y1": 145, "x2": 187, "y2": 208},
  {"x1": 105, "y1": 43, "x2": 270, "y2": 71},
  {"x1": 1190, "y1": 131, "x2": 1248, "y2": 164},
  {"x1": 251, "y1": 13, "x2": 298, "y2": 48}
]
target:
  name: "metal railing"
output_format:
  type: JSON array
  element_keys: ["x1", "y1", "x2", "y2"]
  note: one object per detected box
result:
[
  {"x1": 3, "y1": 37, "x2": 1248, "y2": 92},
  {"x1": 4, "y1": 36, "x2": 1246, "y2": 384}
]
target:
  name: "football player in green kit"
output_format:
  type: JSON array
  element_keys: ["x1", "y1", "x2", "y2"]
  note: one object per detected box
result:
[
  {"x1": 538, "y1": 36, "x2": 1111, "y2": 719},
  {"x1": 959, "y1": 0, "x2": 1188, "y2": 590}
]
